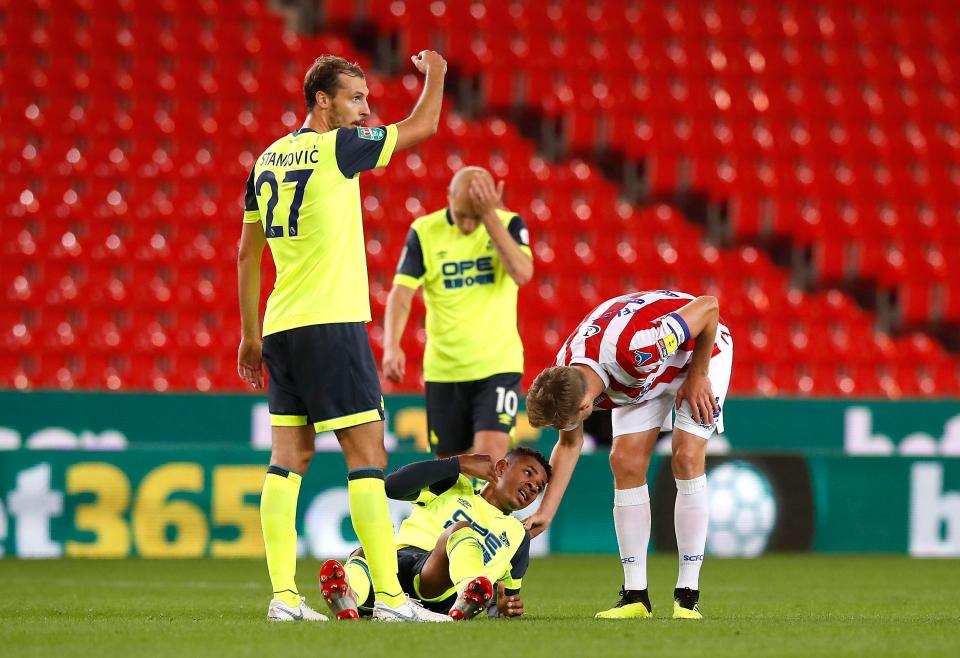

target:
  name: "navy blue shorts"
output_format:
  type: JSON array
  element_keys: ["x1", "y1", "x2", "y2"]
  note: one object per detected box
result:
[
  {"x1": 262, "y1": 323, "x2": 384, "y2": 432},
  {"x1": 425, "y1": 372, "x2": 521, "y2": 454}
]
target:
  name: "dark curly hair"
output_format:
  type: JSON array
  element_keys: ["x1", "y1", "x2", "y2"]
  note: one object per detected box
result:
[{"x1": 505, "y1": 445, "x2": 553, "y2": 482}]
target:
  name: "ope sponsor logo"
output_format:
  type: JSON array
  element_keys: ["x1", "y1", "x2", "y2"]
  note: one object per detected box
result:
[{"x1": 441, "y1": 257, "x2": 495, "y2": 289}]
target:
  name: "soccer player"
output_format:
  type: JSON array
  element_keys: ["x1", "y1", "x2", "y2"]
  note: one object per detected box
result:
[
  {"x1": 237, "y1": 51, "x2": 447, "y2": 622},
  {"x1": 319, "y1": 447, "x2": 551, "y2": 621},
  {"x1": 522, "y1": 291, "x2": 733, "y2": 620},
  {"x1": 382, "y1": 167, "x2": 533, "y2": 460}
]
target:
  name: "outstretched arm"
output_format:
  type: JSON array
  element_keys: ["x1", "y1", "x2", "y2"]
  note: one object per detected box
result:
[
  {"x1": 394, "y1": 51, "x2": 447, "y2": 152},
  {"x1": 522, "y1": 425, "x2": 584, "y2": 538}
]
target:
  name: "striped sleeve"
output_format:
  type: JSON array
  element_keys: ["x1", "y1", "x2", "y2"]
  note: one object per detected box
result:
[{"x1": 620, "y1": 312, "x2": 691, "y2": 374}]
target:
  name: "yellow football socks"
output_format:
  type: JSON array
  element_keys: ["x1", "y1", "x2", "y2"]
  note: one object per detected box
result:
[
  {"x1": 446, "y1": 526, "x2": 484, "y2": 591},
  {"x1": 261, "y1": 466, "x2": 302, "y2": 608},
  {"x1": 347, "y1": 470, "x2": 405, "y2": 607},
  {"x1": 344, "y1": 555, "x2": 373, "y2": 607}
]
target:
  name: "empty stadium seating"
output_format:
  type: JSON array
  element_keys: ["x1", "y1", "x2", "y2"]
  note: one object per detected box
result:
[{"x1": 2, "y1": 0, "x2": 958, "y2": 396}]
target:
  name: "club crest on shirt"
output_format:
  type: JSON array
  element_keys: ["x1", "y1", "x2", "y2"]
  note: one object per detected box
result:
[
  {"x1": 357, "y1": 126, "x2": 386, "y2": 141},
  {"x1": 633, "y1": 350, "x2": 654, "y2": 367}
]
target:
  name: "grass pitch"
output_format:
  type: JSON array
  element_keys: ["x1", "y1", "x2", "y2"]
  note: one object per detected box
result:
[{"x1": 1, "y1": 555, "x2": 956, "y2": 657}]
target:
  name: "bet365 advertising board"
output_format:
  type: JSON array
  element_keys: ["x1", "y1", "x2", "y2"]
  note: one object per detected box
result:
[{"x1": 1, "y1": 391, "x2": 959, "y2": 558}]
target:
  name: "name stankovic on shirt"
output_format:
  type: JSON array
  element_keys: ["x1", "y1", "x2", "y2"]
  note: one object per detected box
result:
[{"x1": 258, "y1": 147, "x2": 321, "y2": 168}]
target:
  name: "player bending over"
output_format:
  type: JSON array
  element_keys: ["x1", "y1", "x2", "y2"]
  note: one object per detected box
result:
[
  {"x1": 319, "y1": 447, "x2": 551, "y2": 621},
  {"x1": 523, "y1": 291, "x2": 733, "y2": 620}
]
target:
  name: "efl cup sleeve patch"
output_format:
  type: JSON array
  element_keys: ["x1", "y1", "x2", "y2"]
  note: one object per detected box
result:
[
  {"x1": 357, "y1": 126, "x2": 386, "y2": 141},
  {"x1": 335, "y1": 125, "x2": 395, "y2": 177}
]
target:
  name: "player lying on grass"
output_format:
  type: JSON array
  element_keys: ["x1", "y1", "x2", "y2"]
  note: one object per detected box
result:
[{"x1": 318, "y1": 447, "x2": 552, "y2": 621}]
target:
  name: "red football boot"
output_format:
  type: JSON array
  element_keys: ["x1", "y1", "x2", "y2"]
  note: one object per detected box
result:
[{"x1": 319, "y1": 559, "x2": 360, "y2": 620}]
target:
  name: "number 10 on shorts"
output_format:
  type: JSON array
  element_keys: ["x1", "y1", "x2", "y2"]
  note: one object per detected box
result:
[{"x1": 495, "y1": 386, "x2": 518, "y2": 417}]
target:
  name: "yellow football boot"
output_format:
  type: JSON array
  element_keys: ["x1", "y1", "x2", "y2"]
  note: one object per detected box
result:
[
  {"x1": 595, "y1": 589, "x2": 653, "y2": 619},
  {"x1": 672, "y1": 588, "x2": 702, "y2": 620}
]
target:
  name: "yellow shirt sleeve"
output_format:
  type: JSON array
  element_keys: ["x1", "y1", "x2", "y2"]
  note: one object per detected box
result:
[
  {"x1": 393, "y1": 273, "x2": 423, "y2": 290},
  {"x1": 375, "y1": 124, "x2": 399, "y2": 169}
]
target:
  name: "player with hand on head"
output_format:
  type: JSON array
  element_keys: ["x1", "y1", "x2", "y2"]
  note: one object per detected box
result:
[
  {"x1": 237, "y1": 50, "x2": 447, "y2": 622},
  {"x1": 523, "y1": 291, "x2": 733, "y2": 620},
  {"x1": 318, "y1": 447, "x2": 551, "y2": 621},
  {"x1": 382, "y1": 166, "x2": 533, "y2": 461}
]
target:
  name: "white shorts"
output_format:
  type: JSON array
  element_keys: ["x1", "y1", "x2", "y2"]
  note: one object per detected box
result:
[{"x1": 611, "y1": 323, "x2": 733, "y2": 441}]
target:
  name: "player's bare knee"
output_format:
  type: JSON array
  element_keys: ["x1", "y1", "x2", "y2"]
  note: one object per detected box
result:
[
  {"x1": 300, "y1": 441, "x2": 316, "y2": 464},
  {"x1": 609, "y1": 443, "x2": 646, "y2": 481},
  {"x1": 336, "y1": 422, "x2": 388, "y2": 471},
  {"x1": 671, "y1": 446, "x2": 705, "y2": 479},
  {"x1": 270, "y1": 449, "x2": 312, "y2": 474}
]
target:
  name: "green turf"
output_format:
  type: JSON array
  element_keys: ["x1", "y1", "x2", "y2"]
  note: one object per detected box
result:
[{"x1": 0, "y1": 555, "x2": 956, "y2": 657}]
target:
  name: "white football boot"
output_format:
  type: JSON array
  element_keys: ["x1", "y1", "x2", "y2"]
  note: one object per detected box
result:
[
  {"x1": 267, "y1": 596, "x2": 329, "y2": 622},
  {"x1": 372, "y1": 597, "x2": 453, "y2": 622}
]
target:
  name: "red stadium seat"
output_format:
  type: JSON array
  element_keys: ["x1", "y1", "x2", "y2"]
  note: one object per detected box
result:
[{"x1": 2, "y1": 0, "x2": 958, "y2": 396}]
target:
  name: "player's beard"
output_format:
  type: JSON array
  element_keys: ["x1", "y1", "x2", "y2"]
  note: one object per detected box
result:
[{"x1": 329, "y1": 104, "x2": 361, "y2": 129}]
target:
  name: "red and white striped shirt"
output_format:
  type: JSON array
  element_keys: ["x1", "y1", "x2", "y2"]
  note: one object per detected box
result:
[{"x1": 555, "y1": 290, "x2": 718, "y2": 409}]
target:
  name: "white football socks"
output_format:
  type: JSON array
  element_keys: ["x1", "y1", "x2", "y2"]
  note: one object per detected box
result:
[
  {"x1": 613, "y1": 485, "x2": 651, "y2": 591},
  {"x1": 674, "y1": 474, "x2": 708, "y2": 590}
]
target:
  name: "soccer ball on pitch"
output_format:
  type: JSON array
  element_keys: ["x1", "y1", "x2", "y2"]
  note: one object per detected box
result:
[{"x1": 706, "y1": 461, "x2": 777, "y2": 558}]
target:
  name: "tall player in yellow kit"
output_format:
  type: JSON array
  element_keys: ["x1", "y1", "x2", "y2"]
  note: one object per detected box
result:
[
  {"x1": 382, "y1": 167, "x2": 534, "y2": 460},
  {"x1": 318, "y1": 447, "x2": 551, "y2": 621},
  {"x1": 237, "y1": 52, "x2": 449, "y2": 622}
]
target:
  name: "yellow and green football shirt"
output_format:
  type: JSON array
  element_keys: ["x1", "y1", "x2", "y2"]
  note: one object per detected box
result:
[
  {"x1": 243, "y1": 124, "x2": 398, "y2": 336},
  {"x1": 396, "y1": 473, "x2": 530, "y2": 597},
  {"x1": 393, "y1": 208, "x2": 531, "y2": 382}
]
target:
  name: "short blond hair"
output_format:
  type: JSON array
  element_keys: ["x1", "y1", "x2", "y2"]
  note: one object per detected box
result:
[{"x1": 525, "y1": 367, "x2": 586, "y2": 428}]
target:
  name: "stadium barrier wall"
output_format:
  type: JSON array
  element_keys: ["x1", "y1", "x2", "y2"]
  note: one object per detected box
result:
[
  {"x1": 2, "y1": 450, "x2": 960, "y2": 559},
  {"x1": 2, "y1": 391, "x2": 959, "y2": 456}
]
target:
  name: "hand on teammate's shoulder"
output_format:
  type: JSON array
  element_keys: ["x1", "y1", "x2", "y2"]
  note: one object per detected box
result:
[{"x1": 411, "y1": 50, "x2": 447, "y2": 75}]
